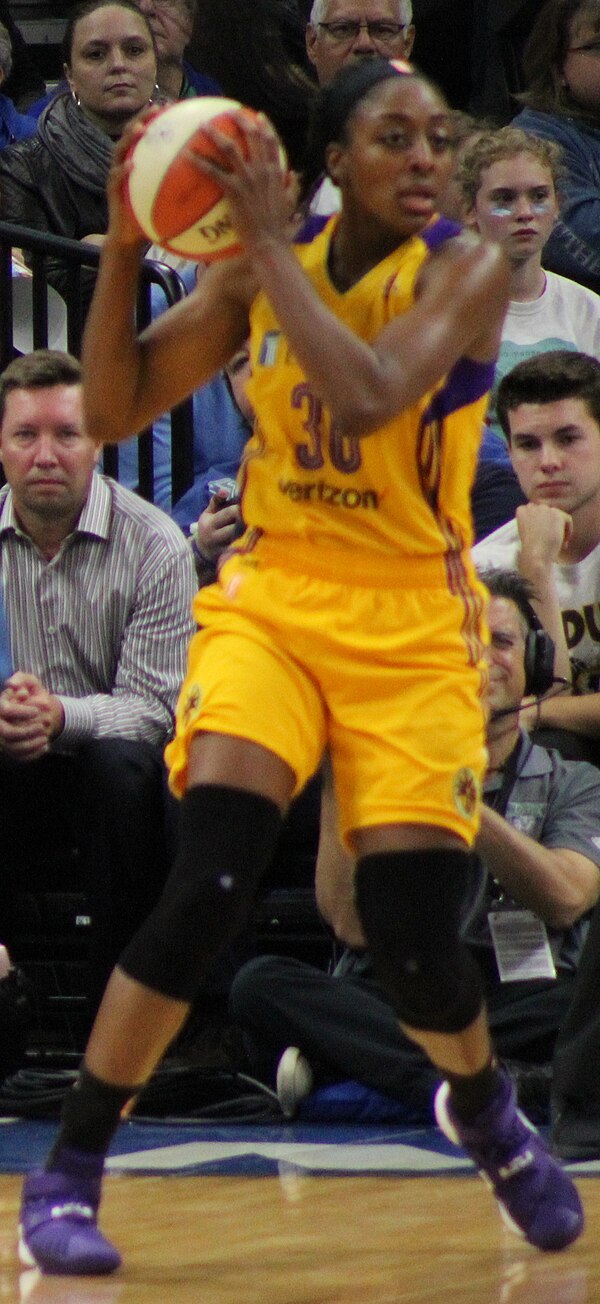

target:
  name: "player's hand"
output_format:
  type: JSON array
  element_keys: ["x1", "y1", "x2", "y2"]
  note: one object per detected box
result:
[
  {"x1": 194, "y1": 492, "x2": 242, "y2": 562},
  {"x1": 106, "y1": 108, "x2": 161, "y2": 250},
  {"x1": 516, "y1": 502, "x2": 572, "y2": 571},
  {"x1": 185, "y1": 112, "x2": 296, "y2": 254}
]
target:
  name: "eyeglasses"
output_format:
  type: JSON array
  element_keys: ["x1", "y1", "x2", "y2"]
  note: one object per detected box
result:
[
  {"x1": 568, "y1": 38, "x2": 600, "y2": 56},
  {"x1": 317, "y1": 20, "x2": 407, "y2": 44}
]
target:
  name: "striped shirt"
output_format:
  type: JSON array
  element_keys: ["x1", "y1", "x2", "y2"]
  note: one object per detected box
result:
[{"x1": 0, "y1": 474, "x2": 196, "y2": 746}]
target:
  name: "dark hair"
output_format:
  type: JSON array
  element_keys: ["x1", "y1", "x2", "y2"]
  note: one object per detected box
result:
[
  {"x1": 496, "y1": 349, "x2": 600, "y2": 437},
  {"x1": 519, "y1": 0, "x2": 600, "y2": 115},
  {"x1": 477, "y1": 567, "x2": 538, "y2": 634},
  {"x1": 62, "y1": 0, "x2": 155, "y2": 66},
  {"x1": 306, "y1": 58, "x2": 440, "y2": 179},
  {"x1": 188, "y1": 0, "x2": 315, "y2": 172},
  {"x1": 0, "y1": 350, "x2": 81, "y2": 424}
]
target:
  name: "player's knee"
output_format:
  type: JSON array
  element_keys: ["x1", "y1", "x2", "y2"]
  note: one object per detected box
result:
[
  {"x1": 119, "y1": 784, "x2": 283, "y2": 1002},
  {"x1": 354, "y1": 849, "x2": 483, "y2": 1033}
]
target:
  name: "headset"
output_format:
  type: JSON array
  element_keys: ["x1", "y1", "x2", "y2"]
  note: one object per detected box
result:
[
  {"x1": 524, "y1": 625, "x2": 556, "y2": 699},
  {"x1": 491, "y1": 608, "x2": 565, "y2": 721}
]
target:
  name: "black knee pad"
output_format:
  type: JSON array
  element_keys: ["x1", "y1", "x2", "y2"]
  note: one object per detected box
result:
[
  {"x1": 354, "y1": 849, "x2": 483, "y2": 1034},
  {"x1": 119, "y1": 785, "x2": 282, "y2": 1001}
]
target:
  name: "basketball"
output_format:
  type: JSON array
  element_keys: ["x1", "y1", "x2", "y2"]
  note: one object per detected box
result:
[{"x1": 125, "y1": 97, "x2": 285, "y2": 263}]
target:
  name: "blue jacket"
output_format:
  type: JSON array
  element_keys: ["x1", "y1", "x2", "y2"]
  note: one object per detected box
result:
[
  {"x1": 512, "y1": 106, "x2": 600, "y2": 291},
  {"x1": 0, "y1": 92, "x2": 38, "y2": 151}
]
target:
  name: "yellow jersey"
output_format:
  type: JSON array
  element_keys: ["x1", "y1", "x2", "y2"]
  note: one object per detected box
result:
[{"x1": 242, "y1": 215, "x2": 493, "y2": 575}]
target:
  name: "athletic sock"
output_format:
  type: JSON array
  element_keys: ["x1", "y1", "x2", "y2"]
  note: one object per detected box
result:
[
  {"x1": 46, "y1": 1065, "x2": 141, "y2": 1168},
  {"x1": 445, "y1": 1060, "x2": 503, "y2": 1123}
]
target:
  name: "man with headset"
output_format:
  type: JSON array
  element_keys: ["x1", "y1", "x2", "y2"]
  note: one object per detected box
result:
[{"x1": 230, "y1": 568, "x2": 600, "y2": 1119}]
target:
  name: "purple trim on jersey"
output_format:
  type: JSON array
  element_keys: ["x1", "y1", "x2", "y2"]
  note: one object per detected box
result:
[
  {"x1": 296, "y1": 215, "x2": 330, "y2": 243},
  {"x1": 421, "y1": 215, "x2": 463, "y2": 252},
  {"x1": 423, "y1": 357, "x2": 496, "y2": 425}
]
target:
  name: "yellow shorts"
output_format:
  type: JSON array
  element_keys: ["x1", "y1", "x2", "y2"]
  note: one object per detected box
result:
[{"x1": 166, "y1": 541, "x2": 488, "y2": 847}]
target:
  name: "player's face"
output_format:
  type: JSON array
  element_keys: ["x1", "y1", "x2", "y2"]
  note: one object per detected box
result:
[
  {"x1": 306, "y1": 0, "x2": 415, "y2": 87},
  {"x1": 65, "y1": 4, "x2": 157, "y2": 131},
  {"x1": 507, "y1": 397, "x2": 600, "y2": 516},
  {"x1": 133, "y1": 0, "x2": 193, "y2": 64},
  {"x1": 485, "y1": 596, "x2": 528, "y2": 717},
  {"x1": 0, "y1": 385, "x2": 99, "y2": 527},
  {"x1": 328, "y1": 77, "x2": 454, "y2": 239},
  {"x1": 467, "y1": 155, "x2": 557, "y2": 264}
]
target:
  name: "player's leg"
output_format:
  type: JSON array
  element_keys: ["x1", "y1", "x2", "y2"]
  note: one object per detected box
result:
[
  {"x1": 326, "y1": 572, "x2": 583, "y2": 1253},
  {"x1": 19, "y1": 622, "x2": 325, "y2": 1276},
  {"x1": 352, "y1": 826, "x2": 584, "y2": 1252}
]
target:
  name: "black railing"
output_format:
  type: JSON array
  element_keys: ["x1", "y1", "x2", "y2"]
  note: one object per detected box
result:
[{"x1": 0, "y1": 221, "x2": 194, "y2": 505}]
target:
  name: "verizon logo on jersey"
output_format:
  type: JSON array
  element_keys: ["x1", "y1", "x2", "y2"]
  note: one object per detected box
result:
[{"x1": 278, "y1": 478, "x2": 379, "y2": 509}]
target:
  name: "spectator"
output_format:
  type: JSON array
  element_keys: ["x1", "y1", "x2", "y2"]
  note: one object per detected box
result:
[
  {"x1": 0, "y1": 0, "x2": 45, "y2": 110},
  {"x1": 188, "y1": 0, "x2": 316, "y2": 171},
  {"x1": 459, "y1": 126, "x2": 600, "y2": 441},
  {"x1": 511, "y1": 0, "x2": 600, "y2": 292},
  {"x1": 230, "y1": 568, "x2": 600, "y2": 1122},
  {"x1": 552, "y1": 874, "x2": 600, "y2": 1158},
  {"x1": 473, "y1": 350, "x2": 600, "y2": 761},
  {"x1": 132, "y1": 0, "x2": 219, "y2": 100},
  {"x1": 178, "y1": 342, "x2": 252, "y2": 582},
  {"x1": 0, "y1": 22, "x2": 39, "y2": 151},
  {"x1": 0, "y1": 0, "x2": 158, "y2": 304},
  {"x1": 304, "y1": 0, "x2": 415, "y2": 211},
  {"x1": 0, "y1": 349, "x2": 196, "y2": 1016}
]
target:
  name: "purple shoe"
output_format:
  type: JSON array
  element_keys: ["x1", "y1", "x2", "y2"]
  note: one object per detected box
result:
[
  {"x1": 19, "y1": 1149, "x2": 121, "y2": 1276},
  {"x1": 434, "y1": 1070, "x2": 584, "y2": 1252}
]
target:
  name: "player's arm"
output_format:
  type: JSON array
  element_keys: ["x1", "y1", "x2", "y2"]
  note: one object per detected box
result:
[
  {"x1": 253, "y1": 233, "x2": 509, "y2": 438},
  {"x1": 82, "y1": 126, "x2": 255, "y2": 446},
  {"x1": 196, "y1": 117, "x2": 510, "y2": 437}
]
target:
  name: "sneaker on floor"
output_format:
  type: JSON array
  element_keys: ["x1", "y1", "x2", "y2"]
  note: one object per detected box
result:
[
  {"x1": 276, "y1": 1047, "x2": 314, "y2": 1119},
  {"x1": 434, "y1": 1070, "x2": 584, "y2": 1251},
  {"x1": 19, "y1": 1149, "x2": 121, "y2": 1276}
]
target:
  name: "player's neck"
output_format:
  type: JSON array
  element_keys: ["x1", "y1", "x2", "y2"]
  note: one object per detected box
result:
[{"x1": 329, "y1": 219, "x2": 406, "y2": 291}]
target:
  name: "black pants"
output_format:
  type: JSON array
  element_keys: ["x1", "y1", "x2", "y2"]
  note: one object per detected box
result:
[
  {"x1": 0, "y1": 739, "x2": 175, "y2": 1017},
  {"x1": 230, "y1": 953, "x2": 575, "y2": 1113},
  {"x1": 552, "y1": 897, "x2": 600, "y2": 1111}
]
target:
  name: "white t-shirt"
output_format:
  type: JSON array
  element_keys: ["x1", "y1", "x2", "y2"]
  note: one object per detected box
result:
[
  {"x1": 474, "y1": 521, "x2": 600, "y2": 691},
  {"x1": 487, "y1": 271, "x2": 600, "y2": 440}
]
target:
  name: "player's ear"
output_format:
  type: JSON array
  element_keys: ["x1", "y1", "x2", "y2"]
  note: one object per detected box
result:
[{"x1": 325, "y1": 141, "x2": 345, "y2": 186}]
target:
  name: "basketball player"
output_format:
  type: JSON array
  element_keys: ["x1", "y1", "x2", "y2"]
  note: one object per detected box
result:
[{"x1": 18, "y1": 60, "x2": 583, "y2": 1275}]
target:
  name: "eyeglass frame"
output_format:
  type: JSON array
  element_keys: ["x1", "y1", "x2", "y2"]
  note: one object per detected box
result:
[{"x1": 316, "y1": 19, "x2": 408, "y2": 44}]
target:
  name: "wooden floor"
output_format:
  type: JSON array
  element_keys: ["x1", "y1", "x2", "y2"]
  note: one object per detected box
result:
[{"x1": 0, "y1": 1172, "x2": 597, "y2": 1303}]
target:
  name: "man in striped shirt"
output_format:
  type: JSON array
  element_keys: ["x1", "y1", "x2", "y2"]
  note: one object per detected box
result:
[{"x1": 0, "y1": 349, "x2": 196, "y2": 1020}]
